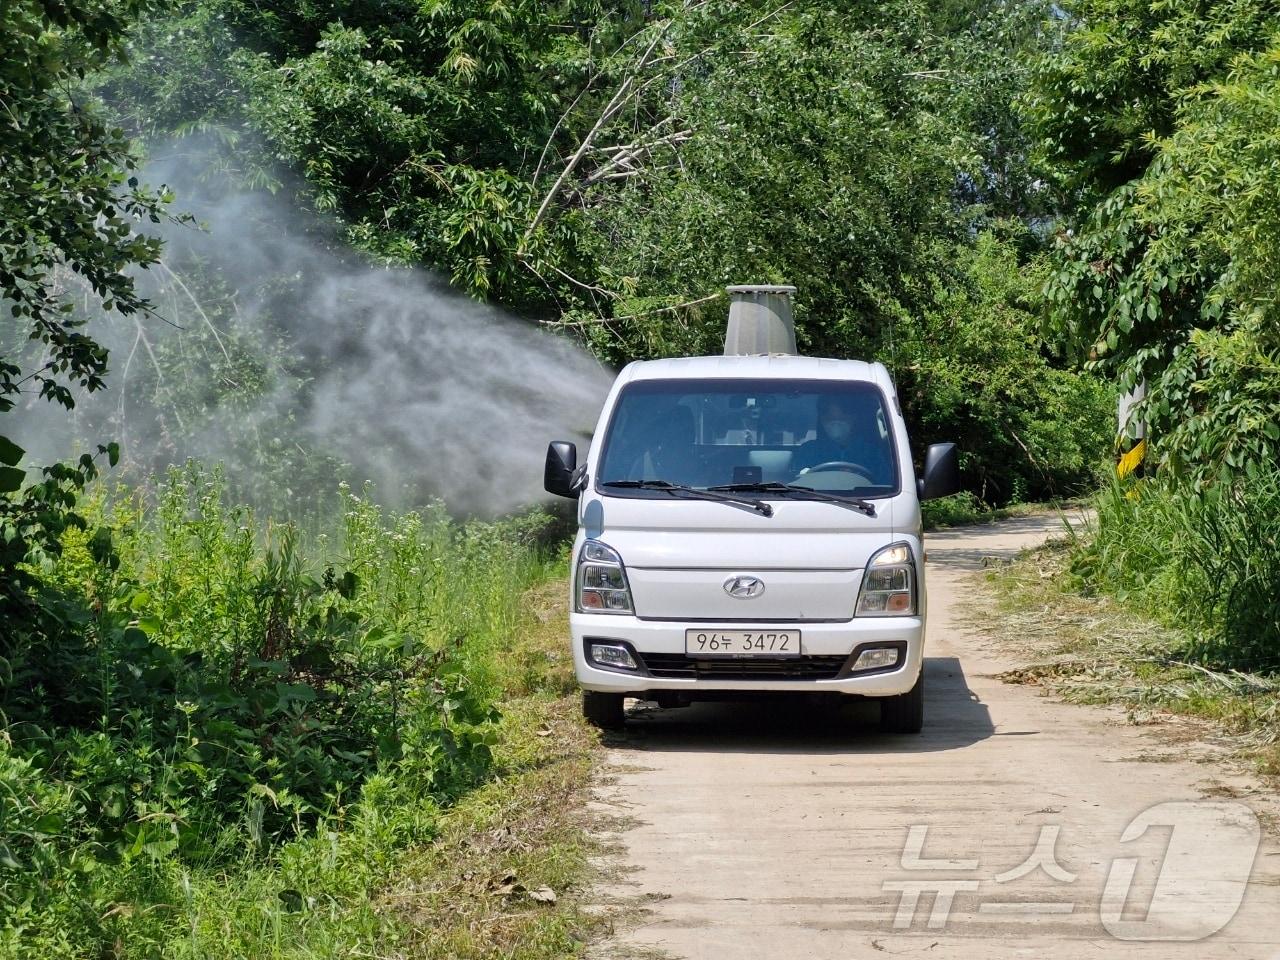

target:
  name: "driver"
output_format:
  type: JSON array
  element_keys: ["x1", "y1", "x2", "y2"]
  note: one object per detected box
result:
[{"x1": 792, "y1": 395, "x2": 892, "y2": 482}]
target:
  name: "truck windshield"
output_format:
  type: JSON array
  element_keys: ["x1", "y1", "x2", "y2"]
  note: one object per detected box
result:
[{"x1": 596, "y1": 378, "x2": 899, "y2": 497}]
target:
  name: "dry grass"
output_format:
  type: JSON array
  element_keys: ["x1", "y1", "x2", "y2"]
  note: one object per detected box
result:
[
  {"x1": 966, "y1": 537, "x2": 1280, "y2": 777},
  {"x1": 380, "y1": 696, "x2": 608, "y2": 958}
]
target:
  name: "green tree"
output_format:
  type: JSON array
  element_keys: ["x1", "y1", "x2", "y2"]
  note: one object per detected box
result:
[
  {"x1": 546, "y1": 1, "x2": 1054, "y2": 359},
  {"x1": 89, "y1": 0, "x2": 1110, "y2": 501},
  {"x1": 1, "y1": 0, "x2": 170, "y2": 627},
  {"x1": 1027, "y1": 0, "x2": 1280, "y2": 480},
  {"x1": 894, "y1": 232, "x2": 1114, "y2": 502},
  {"x1": 101, "y1": 0, "x2": 645, "y2": 308},
  {"x1": 1140, "y1": 40, "x2": 1280, "y2": 482}
]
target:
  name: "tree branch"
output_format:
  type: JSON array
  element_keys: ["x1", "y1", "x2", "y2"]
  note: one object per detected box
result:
[
  {"x1": 548, "y1": 291, "x2": 723, "y2": 328},
  {"x1": 521, "y1": 27, "x2": 668, "y2": 251}
]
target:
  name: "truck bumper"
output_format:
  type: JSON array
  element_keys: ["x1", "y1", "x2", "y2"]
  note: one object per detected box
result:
[{"x1": 570, "y1": 613, "x2": 924, "y2": 697}]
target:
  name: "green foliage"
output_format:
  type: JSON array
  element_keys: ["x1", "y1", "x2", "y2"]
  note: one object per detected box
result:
[
  {"x1": 1026, "y1": 0, "x2": 1280, "y2": 198},
  {"x1": 1132, "y1": 40, "x2": 1280, "y2": 484},
  {"x1": 571, "y1": 1, "x2": 1051, "y2": 363},
  {"x1": 1070, "y1": 469, "x2": 1280, "y2": 672},
  {"x1": 101, "y1": 0, "x2": 632, "y2": 307},
  {"x1": 552, "y1": 3, "x2": 1111, "y2": 498},
  {"x1": 1, "y1": 0, "x2": 174, "y2": 649},
  {"x1": 1031, "y1": 2, "x2": 1280, "y2": 668},
  {"x1": 0, "y1": 439, "x2": 121, "y2": 664},
  {"x1": 0, "y1": 0, "x2": 171, "y2": 414},
  {"x1": 0, "y1": 465, "x2": 555, "y2": 954},
  {"x1": 920, "y1": 492, "x2": 990, "y2": 530},
  {"x1": 1030, "y1": 0, "x2": 1280, "y2": 482},
  {"x1": 102, "y1": 0, "x2": 1060, "y2": 349},
  {"x1": 84, "y1": 0, "x2": 1111, "y2": 508},
  {"x1": 893, "y1": 233, "x2": 1114, "y2": 502},
  {"x1": 0, "y1": 228, "x2": 348, "y2": 516}
]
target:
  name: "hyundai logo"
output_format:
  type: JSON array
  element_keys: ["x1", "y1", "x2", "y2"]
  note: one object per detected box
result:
[{"x1": 723, "y1": 575, "x2": 765, "y2": 599}]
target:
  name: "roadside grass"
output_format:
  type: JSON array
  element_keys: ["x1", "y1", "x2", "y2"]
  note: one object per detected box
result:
[
  {"x1": 1, "y1": 458, "x2": 614, "y2": 960},
  {"x1": 382, "y1": 689, "x2": 605, "y2": 958},
  {"x1": 1070, "y1": 472, "x2": 1280, "y2": 672},
  {"x1": 257, "y1": 573, "x2": 609, "y2": 959},
  {"x1": 377, "y1": 576, "x2": 627, "y2": 960},
  {"x1": 166, "y1": 691, "x2": 607, "y2": 960},
  {"x1": 922, "y1": 492, "x2": 1084, "y2": 530},
  {"x1": 968, "y1": 536, "x2": 1280, "y2": 778},
  {"x1": 177, "y1": 577, "x2": 610, "y2": 960}
]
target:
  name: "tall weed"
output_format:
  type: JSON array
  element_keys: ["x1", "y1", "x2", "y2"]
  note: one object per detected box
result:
[
  {"x1": 1070, "y1": 467, "x2": 1280, "y2": 671},
  {"x1": 0, "y1": 463, "x2": 557, "y2": 955}
]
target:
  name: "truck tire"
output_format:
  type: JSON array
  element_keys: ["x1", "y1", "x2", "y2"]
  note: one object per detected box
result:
[
  {"x1": 583, "y1": 691, "x2": 626, "y2": 730},
  {"x1": 880, "y1": 672, "x2": 924, "y2": 734}
]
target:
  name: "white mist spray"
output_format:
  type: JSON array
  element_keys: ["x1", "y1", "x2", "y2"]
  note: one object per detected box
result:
[{"x1": 6, "y1": 145, "x2": 614, "y2": 515}]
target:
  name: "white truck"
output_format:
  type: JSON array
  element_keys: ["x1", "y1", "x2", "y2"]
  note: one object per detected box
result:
[{"x1": 543, "y1": 285, "x2": 959, "y2": 733}]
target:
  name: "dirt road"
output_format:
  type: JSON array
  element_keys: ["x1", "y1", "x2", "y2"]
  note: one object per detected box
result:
[{"x1": 593, "y1": 513, "x2": 1280, "y2": 959}]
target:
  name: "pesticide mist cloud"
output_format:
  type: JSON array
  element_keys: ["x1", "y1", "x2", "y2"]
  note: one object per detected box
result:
[{"x1": 7, "y1": 144, "x2": 614, "y2": 516}]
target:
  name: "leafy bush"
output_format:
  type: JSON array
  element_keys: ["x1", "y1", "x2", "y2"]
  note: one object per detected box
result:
[
  {"x1": 0, "y1": 464, "x2": 555, "y2": 954},
  {"x1": 1070, "y1": 468, "x2": 1280, "y2": 672},
  {"x1": 894, "y1": 234, "x2": 1115, "y2": 504},
  {"x1": 1031, "y1": 1, "x2": 1280, "y2": 487}
]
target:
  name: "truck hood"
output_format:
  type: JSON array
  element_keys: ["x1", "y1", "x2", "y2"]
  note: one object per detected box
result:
[
  {"x1": 581, "y1": 493, "x2": 897, "y2": 569},
  {"x1": 579, "y1": 493, "x2": 902, "y2": 621}
]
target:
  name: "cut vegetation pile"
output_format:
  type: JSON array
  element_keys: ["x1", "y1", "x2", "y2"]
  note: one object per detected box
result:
[{"x1": 971, "y1": 530, "x2": 1280, "y2": 778}]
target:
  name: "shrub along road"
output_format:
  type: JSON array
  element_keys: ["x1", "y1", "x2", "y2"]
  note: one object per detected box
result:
[{"x1": 589, "y1": 513, "x2": 1280, "y2": 959}]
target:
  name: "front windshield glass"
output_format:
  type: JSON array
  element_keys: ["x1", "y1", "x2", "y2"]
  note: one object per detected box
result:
[{"x1": 596, "y1": 378, "x2": 899, "y2": 496}]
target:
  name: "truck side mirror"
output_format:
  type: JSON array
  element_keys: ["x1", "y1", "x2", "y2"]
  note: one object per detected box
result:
[
  {"x1": 917, "y1": 442, "x2": 960, "y2": 501},
  {"x1": 544, "y1": 441, "x2": 582, "y2": 498}
]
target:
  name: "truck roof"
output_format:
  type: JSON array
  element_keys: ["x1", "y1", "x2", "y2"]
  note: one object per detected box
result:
[{"x1": 618, "y1": 354, "x2": 891, "y2": 389}]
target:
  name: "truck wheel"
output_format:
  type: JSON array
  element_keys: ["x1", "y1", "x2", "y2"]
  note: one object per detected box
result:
[
  {"x1": 582, "y1": 691, "x2": 626, "y2": 730},
  {"x1": 880, "y1": 672, "x2": 924, "y2": 734}
]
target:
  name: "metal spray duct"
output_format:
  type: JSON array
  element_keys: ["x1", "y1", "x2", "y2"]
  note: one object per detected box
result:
[{"x1": 723, "y1": 284, "x2": 798, "y2": 356}]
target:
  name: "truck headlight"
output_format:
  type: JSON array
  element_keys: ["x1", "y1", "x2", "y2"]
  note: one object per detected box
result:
[
  {"x1": 856, "y1": 542, "x2": 917, "y2": 616},
  {"x1": 576, "y1": 540, "x2": 634, "y2": 614}
]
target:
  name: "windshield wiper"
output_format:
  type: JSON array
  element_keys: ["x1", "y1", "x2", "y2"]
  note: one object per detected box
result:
[
  {"x1": 602, "y1": 480, "x2": 774, "y2": 517},
  {"x1": 707, "y1": 481, "x2": 878, "y2": 517}
]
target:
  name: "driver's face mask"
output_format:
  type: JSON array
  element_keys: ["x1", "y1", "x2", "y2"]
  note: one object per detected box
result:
[{"x1": 823, "y1": 418, "x2": 852, "y2": 442}]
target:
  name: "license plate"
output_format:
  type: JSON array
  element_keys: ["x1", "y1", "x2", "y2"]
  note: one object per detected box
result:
[{"x1": 684, "y1": 629, "x2": 801, "y2": 657}]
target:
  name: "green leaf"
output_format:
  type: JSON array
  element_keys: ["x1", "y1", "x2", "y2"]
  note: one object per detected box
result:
[
  {"x1": 249, "y1": 782, "x2": 279, "y2": 806},
  {"x1": 275, "y1": 682, "x2": 317, "y2": 706},
  {"x1": 337, "y1": 570, "x2": 358, "y2": 599},
  {"x1": 0, "y1": 467, "x2": 25, "y2": 493},
  {"x1": 0, "y1": 436, "x2": 23, "y2": 467},
  {"x1": 33, "y1": 813, "x2": 65, "y2": 836},
  {"x1": 134, "y1": 615, "x2": 163, "y2": 637}
]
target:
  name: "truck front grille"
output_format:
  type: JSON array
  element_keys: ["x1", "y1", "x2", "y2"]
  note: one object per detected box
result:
[{"x1": 640, "y1": 653, "x2": 847, "y2": 681}]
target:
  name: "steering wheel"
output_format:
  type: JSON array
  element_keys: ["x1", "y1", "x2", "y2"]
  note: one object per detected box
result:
[{"x1": 799, "y1": 460, "x2": 874, "y2": 478}]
